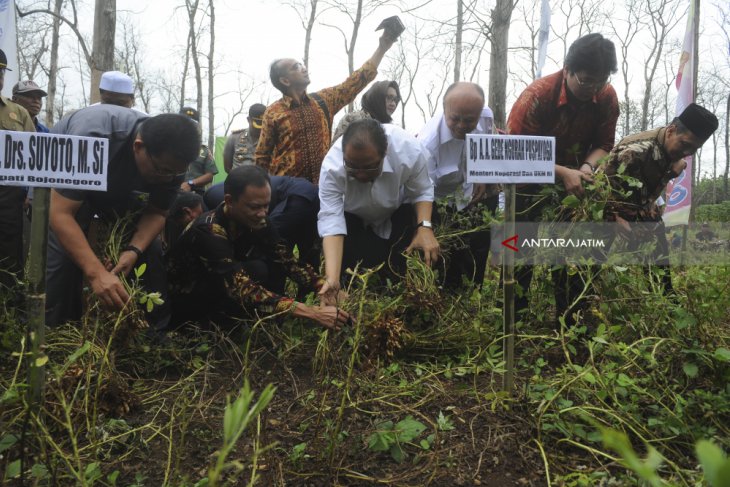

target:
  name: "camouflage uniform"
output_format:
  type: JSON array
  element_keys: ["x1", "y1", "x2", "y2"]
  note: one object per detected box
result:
[
  {"x1": 0, "y1": 96, "x2": 35, "y2": 289},
  {"x1": 231, "y1": 129, "x2": 257, "y2": 169},
  {"x1": 603, "y1": 127, "x2": 678, "y2": 222}
]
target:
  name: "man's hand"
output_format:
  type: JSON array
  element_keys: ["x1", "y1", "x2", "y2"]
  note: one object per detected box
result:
[
  {"x1": 180, "y1": 182, "x2": 193, "y2": 192},
  {"x1": 111, "y1": 249, "x2": 140, "y2": 278},
  {"x1": 561, "y1": 167, "x2": 593, "y2": 197},
  {"x1": 615, "y1": 215, "x2": 633, "y2": 239},
  {"x1": 293, "y1": 302, "x2": 352, "y2": 331},
  {"x1": 468, "y1": 183, "x2": 488, "y2": 207},
  {"x1": 406, "y1": 227, "x2": 440, "y2": 267},
  {"x1": 319, "y1": 279, "x2": 348, "y2": 307},
  {"x1": 379, "y1": 32, "x2": 396, "y2": 52},
  {"x1": 89, "y1": 270, "x2": 130, "y2": 311}
]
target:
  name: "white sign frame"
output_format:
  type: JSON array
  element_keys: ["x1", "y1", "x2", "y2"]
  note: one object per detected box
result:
[
  {"x1": 466, "y1": 134, "x2": 556, "y2": 184},
  {"x1": 0, "y1": 130, "x2": 109, "y2": 191}
]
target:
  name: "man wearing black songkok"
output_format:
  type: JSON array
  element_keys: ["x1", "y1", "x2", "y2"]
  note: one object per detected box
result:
[{"x1": 601, "y1": 102, "x2": 719, "y2": 291}]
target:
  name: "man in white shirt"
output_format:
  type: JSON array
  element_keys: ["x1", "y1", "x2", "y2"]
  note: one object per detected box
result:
[
  {"x1": 318, "y1": 119, "x2": 439, "y2": 305},
  {"x1": 418, "y1": 82, "x2": 498, "y2": 287}
]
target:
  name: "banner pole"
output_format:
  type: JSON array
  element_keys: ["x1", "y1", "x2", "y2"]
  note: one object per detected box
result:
[
  {"x1": 502, "y1": 184, "x2": 516, "y2": 392},
  {"x1": 27, "y1": 187, "x2": 50, "y2": 410}
]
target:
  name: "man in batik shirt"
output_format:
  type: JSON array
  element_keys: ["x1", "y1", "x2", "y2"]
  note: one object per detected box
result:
[
  {"x1": 507, "y1": 33, "x2": 619, "y2": 325},
  {"x1": 166, "y1": 166, "x2": 350, "y2": 331},
  {"x1": 255, "y1": 33, "x2": 395, "y2": 184}
]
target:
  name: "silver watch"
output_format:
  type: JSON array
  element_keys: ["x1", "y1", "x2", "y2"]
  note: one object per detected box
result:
[{"x1": 417, "y1": 220, "x2": 433, "y2": 229}]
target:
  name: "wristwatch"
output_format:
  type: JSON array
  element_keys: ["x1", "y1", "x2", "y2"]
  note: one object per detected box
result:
[
  {"x1": 187, "y1": 179, "x2": 195, "y2": 188},
  {"x1": 417, "y1": 220, "x2": 433, "y2": 229}
]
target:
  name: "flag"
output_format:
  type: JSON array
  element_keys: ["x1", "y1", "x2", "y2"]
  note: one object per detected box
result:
[
  {"x1": 0, "y1": 0, "x2": 19, "y2": 97},
  {"x1": 536, "y1": 0, "x2": 551, "y2": 79},
  {"x1": 663, "y1": 0, "x2": 695, "y2": 226}
]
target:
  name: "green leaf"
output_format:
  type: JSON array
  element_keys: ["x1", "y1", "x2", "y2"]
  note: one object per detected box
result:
[
  {"x1": 34, "y1": 354, "x2": 49, "y2": 367},
  {"x1": 368, "y1": 432, "x2": 394, "y2": 452},
  {"x1": 713, "y1": 347, "x2": 730, "y2": 363},
  {"x1": 389, "y1": 444, "x2": 405, "y2": 463},
  {"x1": 561, "y1": 194, "x2": 580, "y2": 208},
  {"x1": 696, "y1": 440, "x2": 730, "y2": 487},
  {"x1": 395, "y1": 416, "x2": 426, "y2": 442},
  {"x1": 134, "y1": 262, "x2": 147, "y2": 278},
  {"x1": 0, "y1": 434, "x2": 18, "y2": 454},
  {"x1": 146, "y1": 299, "x2": 154, "y2": 312},
  {"x1": 106, "y1": 470, "x2": 120, "y2": 486},
  {"x1": 31, "y1": 463, "x2": 49, "y2": 480},
  {"x1": 420, "y1": 439, "x2": 431, "y2": 450},
  {"x1": 84, "y1": 462, "x2": 102, "y2": 482},
  {"x1": 64, "y1": 341, "x2": 91, "y2": 369},
  {"x1": 682, "y1": 362, "x2": 698, "y2": 378},
  {"x1": 4, "y1": 459, "x2": 20, "y2": 480}
]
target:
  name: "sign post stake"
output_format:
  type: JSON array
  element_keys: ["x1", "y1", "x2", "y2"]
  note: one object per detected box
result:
[
  {"x1": 502, "y1": 184, "x2": 516, "y2": 392},
  {"x1": 27, "y1": 187, "x2": 50, "y2": 409}
]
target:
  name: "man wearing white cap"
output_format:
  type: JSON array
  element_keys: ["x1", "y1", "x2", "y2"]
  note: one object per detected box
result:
[
  {"x1": 12, "y1": 80, "x2": 49, "y2": 132},
  {"x1": 99, "y1": 70, "x2": 135, "y2": 108}
]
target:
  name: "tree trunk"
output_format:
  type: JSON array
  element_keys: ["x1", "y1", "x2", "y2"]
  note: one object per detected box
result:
[
  {"x1": 722, "y1": 94, "x2": 730, "y2": 200},
  {"x1": 454, "y1": 0, "x2": 462, "y2": 83},
  {"x1": 185, "y1": 0, "x2": 203, "y2": 115},
  {"x1": 488, "y1": 0, "x2": 513, "y2": 129},
  {"x1": 207, "y1": 0, "x2": 215, "y2": 149},
  {"x1": 89, "y1": 0, "x2": 116, "y2": 105},
  {"x1": 303, "y1": 0, "x2": 318, "y2": 68},
  {"x1": 45, "y1": 0, "x2": 63, "y2": 126}
]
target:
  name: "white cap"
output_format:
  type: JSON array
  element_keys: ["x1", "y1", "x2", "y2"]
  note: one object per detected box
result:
[{"x1": 99, "y1": 71, "x2": 134, "y2": 95}]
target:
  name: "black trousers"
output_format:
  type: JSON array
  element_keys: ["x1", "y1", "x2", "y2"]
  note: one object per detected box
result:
[
  {"x1": 433, "y1": 195, "x2": 498, "y2": 288},
  {"x1": 341, "y1": 205, "x2": 415, "y2": 279},
  {"x1": 0, "y1": 186, "x2": 25, "y2": 292}
]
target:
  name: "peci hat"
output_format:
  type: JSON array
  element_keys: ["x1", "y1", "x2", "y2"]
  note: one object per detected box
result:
[
  {"x1": 13, "y1": 80, "x2": 48, "y2": 97},
  {"x1": 677, "y1": 103, "x2": 719, "y2": 142},
  {"x1": 248, "y1": 103, "x2": 266, "y2": 129},
  {"x1": 99, "y1": 71, "x2": 134, "y2": 95},
  {"x1": 0, "y1": 49, "x2": 12, "y2": 71},
  {"x1": 180, "y1": 106, "x2": 199, "y2": 122}
]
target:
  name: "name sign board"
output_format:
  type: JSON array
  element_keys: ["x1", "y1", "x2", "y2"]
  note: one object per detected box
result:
[
  {"x1": 0, "y1": 130, "x2": 109, "y2": 191},
  {"x1": 466, "y1": 134, "x2": 555, "y2": 184}
]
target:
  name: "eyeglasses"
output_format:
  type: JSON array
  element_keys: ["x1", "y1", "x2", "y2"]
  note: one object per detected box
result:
[
  {"x1": 150, "y1": 156, "x2": 187, "y2": 178},
  {"x1": 573, "y1": 72, "x2": 610, "y2": 90},
  {"x1": 385, "y1": 95, "x2": 400, "y2": 104},
  {"x1": 343, "y1": 157, "x2": 383, "y2": 175}
]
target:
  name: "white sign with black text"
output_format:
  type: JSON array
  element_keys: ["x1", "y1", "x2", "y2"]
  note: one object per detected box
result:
[
  {"x1": 466, "y1": 134, "x2": 556, "y2": 184},
  {"x1": 0, "y1": 130, "x2": 109, "y2": 191}
]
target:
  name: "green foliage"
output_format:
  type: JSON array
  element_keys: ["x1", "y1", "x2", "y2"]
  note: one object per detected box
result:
[
  {"x1": 206, "y1": 380, "x2": 276, "y2": 487},
  {"x1": 696, "y1": 440, "x2": 730, "y2": 487},
  {"x1": 367, "y1": 416, "x2": 427, "y2": 463},
  {"x1": 696, "y1": 201, "x2": 730, "y2": 222}
]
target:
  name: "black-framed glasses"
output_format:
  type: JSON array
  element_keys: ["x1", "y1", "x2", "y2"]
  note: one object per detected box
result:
[
  {"x1": 343, "y1": 157, "x2": 383, "y2": 175},
  {"x1": 385, "y1": 95, "x2": 400, "y2": 104},
  {"x1": 573, "y1": 72, "x2": 609, "y2": 90},
  {"x1": 150, "y1": 156, "x2": 186, "y2": 178}
]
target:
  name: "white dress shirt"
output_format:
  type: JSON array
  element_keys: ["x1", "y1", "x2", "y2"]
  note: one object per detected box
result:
[
  {"x1": 418, "y1": 106, "x2": 495, "y2": 209},
  {"x1": 318, "y1": 124, "x2": 434, "y2": 240}
]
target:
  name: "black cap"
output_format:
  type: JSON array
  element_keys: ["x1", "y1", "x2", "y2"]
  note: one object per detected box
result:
[
  {"x1": 180, "y1": 106, "x2": 199, "y2": 122},
  {"x1": 678, "y1": 103, "x2": 719, "y2": 142},
  {"x1": 248, "y1": 103, "x2": 266, "y2": 118},
  {"x1": 0, "y1": 49, "x2": 12, "y2": 71}
]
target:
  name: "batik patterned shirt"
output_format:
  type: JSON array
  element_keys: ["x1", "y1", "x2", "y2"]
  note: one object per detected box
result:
[
  {"x1": 507, "y1": 70, "x2": 619, "y2": 168},
  {"x1": 255, "y1": 60, "x2": 378, "y2": 184},
  {"x1": 166, "y1": 204, "x2": 324, "y2": 323}
]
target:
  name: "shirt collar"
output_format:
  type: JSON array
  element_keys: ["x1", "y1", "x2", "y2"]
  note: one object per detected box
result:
[
  {"x1": 439, "y1": 114, "x2": 457, "y2": 144},
  {"x1": 281, "y1": 92, "x2": 310, "y2": 109}
]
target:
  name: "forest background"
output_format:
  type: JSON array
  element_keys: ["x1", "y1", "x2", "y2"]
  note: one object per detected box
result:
[{"x1": 8, "y1": 0, "x2": 730, "y2": 208}]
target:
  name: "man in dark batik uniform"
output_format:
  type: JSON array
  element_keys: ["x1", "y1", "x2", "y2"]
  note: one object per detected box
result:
[
  {"x1": 602, "y1": 103, "x2": 718, "y2": 292},
  {"x1": 166, "y1": 166, "x2": 350, "y2": 331}
]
